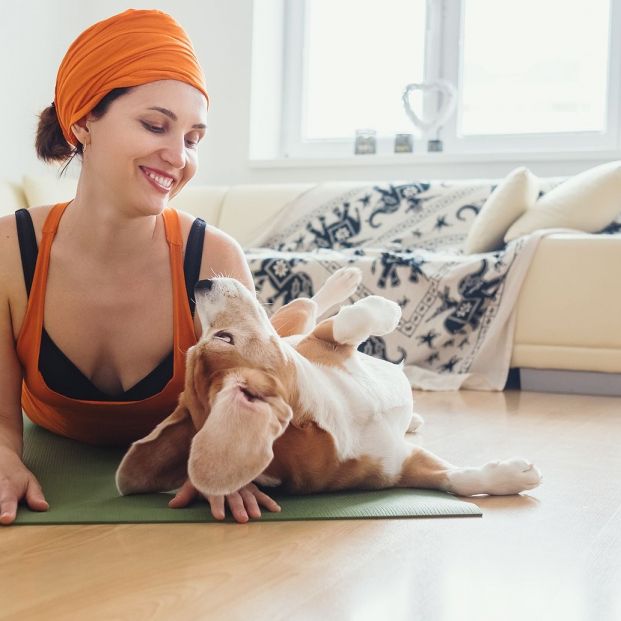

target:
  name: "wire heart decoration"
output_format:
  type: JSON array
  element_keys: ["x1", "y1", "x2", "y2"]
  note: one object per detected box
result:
[{"x1": 402, "y1": 80, "x2": 457, "y2": 136}]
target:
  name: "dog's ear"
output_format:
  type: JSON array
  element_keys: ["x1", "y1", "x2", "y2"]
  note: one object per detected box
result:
[
  {"x1": 115, "y1": 404, "x2": 196, "y2": 495},
  {"x1": 187, "y1": 371, "x2": 292, "y2": 496}
]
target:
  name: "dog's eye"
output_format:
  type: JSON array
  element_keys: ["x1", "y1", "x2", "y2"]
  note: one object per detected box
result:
[{"x1": 213, "y1": 331, "x2": 234, "y2": 344}]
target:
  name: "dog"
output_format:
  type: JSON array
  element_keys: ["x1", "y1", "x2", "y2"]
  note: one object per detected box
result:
[{"x1": 116, "y1": 267, "x2": 541, "y2": 501}]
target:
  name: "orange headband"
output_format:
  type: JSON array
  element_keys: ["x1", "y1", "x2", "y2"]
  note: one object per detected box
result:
[{"x1": 54, "y1": 9, "x2": 209, "y2": 146}]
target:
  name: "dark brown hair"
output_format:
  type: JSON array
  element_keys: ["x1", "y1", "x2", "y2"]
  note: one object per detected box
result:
[{"x1": 35, "y1": 87, "x2": 132, "y2": 169}]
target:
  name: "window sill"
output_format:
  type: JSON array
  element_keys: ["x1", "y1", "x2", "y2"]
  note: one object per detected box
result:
[{"x1": 249, "y1": 150, "x2": 621, "y2": 168}]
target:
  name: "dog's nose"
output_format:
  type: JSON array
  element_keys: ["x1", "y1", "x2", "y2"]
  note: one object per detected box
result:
[{"x1": 194, "y1": 279, "x2": 213, "y2": 293}]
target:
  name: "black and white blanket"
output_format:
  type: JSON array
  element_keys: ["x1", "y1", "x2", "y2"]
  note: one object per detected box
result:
[{"x1": 244, "y1": 181, "x2": 620, "y2": 390}]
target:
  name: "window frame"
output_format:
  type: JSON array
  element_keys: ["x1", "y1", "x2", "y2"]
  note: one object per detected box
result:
[{"x1": 278, "y1": 0, "x2": 621, "y2": 160}]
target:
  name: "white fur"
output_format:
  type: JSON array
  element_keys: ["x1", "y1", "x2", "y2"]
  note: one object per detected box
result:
[
  {"x1": 312, "y1": 266, "x2": 362, "y2": 315},
  {"x1": 332, "y1": 296, "x2": 402, "y2": 345},
  {"x1": 446, "y1": 459, "x2": 542, "y2": 496},
  {"x1": 282, "y1": 339, "x2": 414, "y2": 481}
]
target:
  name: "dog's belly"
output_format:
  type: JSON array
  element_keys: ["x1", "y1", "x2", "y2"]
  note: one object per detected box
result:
[{"x1": 290, "y1": 349, "x2": 414, "y2": 472}]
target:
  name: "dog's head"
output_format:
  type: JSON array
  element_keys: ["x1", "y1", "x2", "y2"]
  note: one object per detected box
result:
[{"x1": 116, "y1": 277, "x2": 293, "y2": 497}]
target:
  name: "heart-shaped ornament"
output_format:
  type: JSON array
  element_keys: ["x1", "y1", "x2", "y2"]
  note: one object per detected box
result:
[{"x1": 402, "y1": 80, "x2": 457, "y2": 135}]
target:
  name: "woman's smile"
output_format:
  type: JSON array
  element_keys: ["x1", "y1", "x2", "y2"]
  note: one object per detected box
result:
[{"x1": 140, "y1": 165, "x2": 175, "y2": 193}]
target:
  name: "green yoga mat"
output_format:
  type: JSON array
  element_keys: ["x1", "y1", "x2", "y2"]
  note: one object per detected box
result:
[{"x1": 15, "y1": 418, "x2": 481, "y2": 524}]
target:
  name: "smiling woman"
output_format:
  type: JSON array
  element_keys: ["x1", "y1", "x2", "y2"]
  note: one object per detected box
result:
[
  {"x1": 0, "y1": 8, "x2": 275, "y2": 526},
  {"x1": 67, "y1": 80, "x2": 208, "y2": 215}
]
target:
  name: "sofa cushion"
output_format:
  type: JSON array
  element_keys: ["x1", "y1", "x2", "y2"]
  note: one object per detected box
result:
[
  {"x1": 169, "y1": 185, "x2": 227, "y2": 225},
  {"x1": 23, "y1": 174, "x2": 78, "y2": 208},
  {"x1": 465, "y1": 167, "x2": 539, "y2": 254},
  {"x1": 505, "y1": 161, "x2": 621, "y2": 241},
  {"x1": 218, "y1": 184, "x2": 315, "y2": 246},
  {"x1": 0, "y1": 180, "x2": 28, "y2": 216}
]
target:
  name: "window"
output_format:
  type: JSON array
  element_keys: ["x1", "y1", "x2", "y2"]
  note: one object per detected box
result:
[
  {"x1": 278, "y1": 0, "x2": 620, "y2": 158},
  {"x1": 303, "y1": 0, "x2": 426, "y2": 140},
  {"x1": 460, "y1": 0, "x2": 609, "y2": 136}
]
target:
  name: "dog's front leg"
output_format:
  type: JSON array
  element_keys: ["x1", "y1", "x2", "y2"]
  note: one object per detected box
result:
[
  {"x1": 330, "y1": 295, "x2": 402, "y2": 348},
  {"x1": 269, "y1": 267, "x2": 363, "y2": 337},
  {"x1": 311, "y1": 267, "x2": 362, "y2": 316}
]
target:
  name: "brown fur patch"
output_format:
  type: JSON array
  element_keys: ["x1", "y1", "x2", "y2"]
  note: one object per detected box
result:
[
  {"x1": 116, "y1": 404, "x2": 194, "y2": 495},
  {"x1": 396, "y1": 448, "x2": 454, "y2": 491},
  {"x1": 264, "y1": 420, "x2": 391, "y2": 494},
  {"x1": 270, "y1": 298, "x2": 317, "y2": 337},
  {"x1": 295, "y1": 318, "x2": 355, "y2": 368}
]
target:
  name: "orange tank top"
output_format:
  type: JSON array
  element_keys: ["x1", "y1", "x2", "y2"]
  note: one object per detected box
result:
[{"x1": 16, "y1": 202, "x2": 197, "y2": 446}]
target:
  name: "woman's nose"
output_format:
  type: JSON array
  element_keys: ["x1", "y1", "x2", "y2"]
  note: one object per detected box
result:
[{"x1": 161, "y1": 135, "x2": 186, "y2": 169}]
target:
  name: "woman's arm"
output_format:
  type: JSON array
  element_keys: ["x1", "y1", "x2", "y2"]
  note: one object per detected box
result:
[
  {"x1": 0, "y1": 215, "x2": 48, "y2": 524},
  {"x1": 0, "y1": 215, "x2": 27, "y2": 456},
  {"x1": 200, "y1": 224, "x2": 256, "y2": 292}
]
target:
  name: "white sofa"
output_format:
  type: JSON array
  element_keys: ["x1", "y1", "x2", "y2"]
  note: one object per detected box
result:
[{"x1": 2, "y1": 174, "x2": 620, "y2": 395}]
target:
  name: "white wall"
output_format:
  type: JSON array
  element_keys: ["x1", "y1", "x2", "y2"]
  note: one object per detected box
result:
[
  {"x1": 1, "y1": 1, "x2": 84, "y2": 183},
  {"x1": 0, "y1": 0, "x2": 615, "y2": 188}
]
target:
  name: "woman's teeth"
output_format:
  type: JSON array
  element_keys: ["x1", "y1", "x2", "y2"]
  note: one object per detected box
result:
[{"x1": 143, "y1": 168, "x2": 173, "y2": 189}]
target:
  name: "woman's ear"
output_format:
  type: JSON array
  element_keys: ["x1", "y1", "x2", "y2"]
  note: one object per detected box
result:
[
  {"x1": 70, "y1": 116, "x2": 91, "y2": 148},
  {"x1": 115, "y1": 404, "x2": 196, "y2": 495},
  {"x1": 187, "y1": 377, "x2": 292, "y2": 496}
]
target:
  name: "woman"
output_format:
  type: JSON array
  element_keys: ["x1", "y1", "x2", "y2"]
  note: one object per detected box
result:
[{"x1": 0, "y1": 9, "x2": 279, "y2": 525}]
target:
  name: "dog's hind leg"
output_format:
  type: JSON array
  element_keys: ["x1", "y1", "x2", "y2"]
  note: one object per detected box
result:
[{"x1": 397, "y1": 446, "x2": 542, "y2": 496}]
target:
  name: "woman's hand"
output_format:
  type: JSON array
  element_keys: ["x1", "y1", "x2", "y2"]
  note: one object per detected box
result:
[
  {"x1": 168, "y1": 479, "x2": 281, "y2": 523},
  {"x1": 0, "y1": 448, "x2": 49, "y2": 525}
]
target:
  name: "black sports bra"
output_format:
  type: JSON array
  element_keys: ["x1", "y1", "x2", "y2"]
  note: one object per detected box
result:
[{"x1": 15, "y1": 208, "x2": 206, "y2": 402}]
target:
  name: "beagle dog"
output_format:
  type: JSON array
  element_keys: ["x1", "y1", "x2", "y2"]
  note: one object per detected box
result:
[{"x1": 116, "y1": 267, "x2": 541, "y2": 501}]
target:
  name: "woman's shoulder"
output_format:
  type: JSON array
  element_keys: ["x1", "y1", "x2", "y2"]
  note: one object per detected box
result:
[
  {"x1": 0, "y1": 214, "x2": 18, "y2": 286},
  {"x1": 0, "y1": 205, "x2": 55, "y2": 237},
  {"x1": 175, "y1": 208, "x2": 241, "y2": 249},
  {"x1": 0, "y1": 206, "x2": 53, "y2": 290},
  {"x1": 175, "y1": 208, "x2": 253, "y2": 290}
]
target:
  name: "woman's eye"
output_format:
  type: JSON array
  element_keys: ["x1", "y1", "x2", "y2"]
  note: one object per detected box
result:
[
  {"x1": 213, "y1": 331, "x2": 234, "y2": 344},
  {"x1": 185, "y1": 134, "x2": 201, "y2": 148},
  {"x1": 141, "y1": 121, "x2": 164, "y2": 133}
]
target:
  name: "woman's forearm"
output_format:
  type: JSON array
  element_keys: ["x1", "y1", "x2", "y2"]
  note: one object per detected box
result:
[{"x1": 0, "y1": 411, "x2": 24, "y2": 457}]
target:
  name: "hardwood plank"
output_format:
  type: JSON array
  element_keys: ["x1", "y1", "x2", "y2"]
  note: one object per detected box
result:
[{"x1": 1, "y1": 390, "x2": 620, "y2": 621}]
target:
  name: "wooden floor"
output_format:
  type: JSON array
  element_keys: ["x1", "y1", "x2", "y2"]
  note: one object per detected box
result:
[{"x1": 2, "y1": 390, "x2": 620, "y2": 621}]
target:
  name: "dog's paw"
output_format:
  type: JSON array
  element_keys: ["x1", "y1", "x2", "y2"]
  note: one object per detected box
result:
[
  {"x1": 352, "y1": 296, "x2": 401, "y2": 335},
  {"x1": 480, "y1": 458, "x2": 542, "y2": 495},
  {"x1": 323, "y1": 267, "x2": 362, "y2": 298},
  {"x1": 333, "y1": 295, "x2": 401, "y2": 345},
  {"x1": 447, "y1": 458, "x2": 542, "y2": 496},
  {"x1": 408, "y1": 412, "x2": 424, "y2": 433},
  {"x1": 313, "y1": 267, "x2": 362, "y2": 314}
]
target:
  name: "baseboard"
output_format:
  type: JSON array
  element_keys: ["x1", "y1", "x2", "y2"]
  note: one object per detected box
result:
[{"x1": 519, "y1": 368, "x2": 621, "y2": 397}]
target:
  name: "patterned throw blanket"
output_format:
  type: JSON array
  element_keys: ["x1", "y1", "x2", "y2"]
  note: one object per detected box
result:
[{"x1": 244, "y1": 181, "x2": 620, "y2": 390}]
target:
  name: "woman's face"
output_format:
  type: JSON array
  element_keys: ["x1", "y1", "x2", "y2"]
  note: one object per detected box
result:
[{"x1": 81, "y1": 80, "x2": 207, "y2": 214}]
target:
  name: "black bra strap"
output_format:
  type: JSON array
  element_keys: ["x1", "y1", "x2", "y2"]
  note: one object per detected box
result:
[
  {"x1": 15, "y1": 209, "x2": 38, "y2": 298},
  {"x1": 14, "y1": 208, "x2": 206, "y2": 313},
  {"x1": 184, "y1": 217, "x2": 206, "y2": 317}
]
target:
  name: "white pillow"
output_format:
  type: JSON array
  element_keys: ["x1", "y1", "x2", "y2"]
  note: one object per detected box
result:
[
  {"x1": 170, "y1": 185, "x2": 228, "y2": 225},
  {"x1": 0, "y1": 180, "x2": 28, "y2": 215},
  {"x1": 505, "y1": 161, "x2": 621, "y2": 242},
  {"x1": 465, "y1": 167, "x2": 539, "y2": 254}
]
